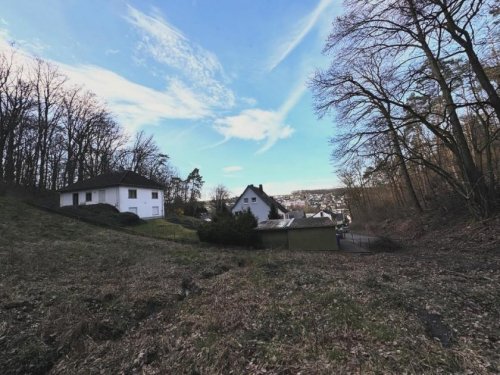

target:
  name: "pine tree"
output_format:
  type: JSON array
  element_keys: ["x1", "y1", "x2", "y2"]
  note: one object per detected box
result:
[{"x1": 268, "y1": 203, "x2": 281, "y2": 219}]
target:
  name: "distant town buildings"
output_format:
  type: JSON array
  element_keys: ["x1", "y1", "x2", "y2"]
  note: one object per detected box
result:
[
  {"x1": 224, "y1": 188, "x2": 351, "y2": 223},
  {"x1": 274, "y1": 190, "x2": 347, "y2": 212}
]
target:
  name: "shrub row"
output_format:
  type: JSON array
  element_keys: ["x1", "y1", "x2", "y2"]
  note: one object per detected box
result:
[
  {"x1": 58, "y1": 204, "x2": 142, "y2": 227},
  {"x1": 197, "y1": 210, "x2": 261, "y2": 248}
]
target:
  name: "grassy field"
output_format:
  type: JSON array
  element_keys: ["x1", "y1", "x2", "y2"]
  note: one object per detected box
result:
[
  {"x1": 0, "y1": 196, "x2": 499, "y2": 374},
  {"x1": 54, "y1": 203, "x2": 199, "y2": 243},
  {"x1": 130, "y1": 218, "x2": 199, "y2": 243}
]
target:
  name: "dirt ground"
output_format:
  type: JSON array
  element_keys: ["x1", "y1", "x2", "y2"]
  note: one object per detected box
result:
[{"x1": 0, "y1": 197, "x2": 499, "y2": 374}]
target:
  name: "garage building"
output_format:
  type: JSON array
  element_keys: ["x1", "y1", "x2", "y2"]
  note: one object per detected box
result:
[{"x1": 255, "y1": 217, "x2": 338, "y2": 251}]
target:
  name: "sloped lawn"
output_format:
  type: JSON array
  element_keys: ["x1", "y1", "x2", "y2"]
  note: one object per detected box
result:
[
  {"x1": 0, "y1": 196, "x2": 498, "y2": 374},
  {"x1": 130, "y1": 218, "x2": 199, "y2": 243}
]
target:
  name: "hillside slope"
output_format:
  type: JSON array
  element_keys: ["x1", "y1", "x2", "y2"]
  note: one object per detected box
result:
[{"x1": 0, "y1": 197, "x2": 499, "y2": 374}]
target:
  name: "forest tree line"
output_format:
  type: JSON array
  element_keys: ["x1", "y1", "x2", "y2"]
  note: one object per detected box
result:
[
  {"x1": 0, "y1": 50, "x2": 204, "y2": 213},
  {"x1": 313, "y1": 0, "x2": 500, "y2": 219}
]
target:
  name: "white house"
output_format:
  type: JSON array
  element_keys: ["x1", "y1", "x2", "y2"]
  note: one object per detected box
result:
[
  {"x1": 312, "y1": 209, "x2": 348, "y2": 226},
  {"x1": 59, "y1": 170, "x2": 164, "y2": 219},
  {"x1": 232, "y1": 184, "x2": 288, "y2": 223},
  {"x1": 312, "y1": 209, "x2": 335, "y2": 221}
]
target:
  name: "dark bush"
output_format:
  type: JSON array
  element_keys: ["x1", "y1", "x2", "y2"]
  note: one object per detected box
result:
[
  {"x1": 58, "y1": 204, "x2": 143, "y2": 227},
  {"x1": 198, "y1": 210, "x2": 260, "y2": 248},
  {"x1": 116, "y1": 212, "x2": 141, "y2": 226}
]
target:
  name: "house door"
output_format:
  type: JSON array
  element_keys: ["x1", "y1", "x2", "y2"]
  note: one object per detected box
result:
[
  {"x1": 72, "y1": 193, "x2": 79, "y2": 206},
  {"x1": 98, "y1": 190, "x2": 106, "y2": 203}
]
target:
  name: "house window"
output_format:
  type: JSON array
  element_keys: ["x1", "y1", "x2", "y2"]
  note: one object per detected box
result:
[
  {"x1": 128, "y1": 189, "x2": 137, "y2": 199},
  {"x1": 251, "y1": 197, "x2": 257, "y2": 203},
  {"x1": 152, "y1": 192, "x2": 158, "y2": 199},
  {"x1": 243, "y1": 198, "x2": 248, "y2": 204},
  {"x1": 152, "y1": 206, "x2": 159, "y2": 216},
  {"x1": 85, "y1": 192, "x2": 92, "y2": 202},
  {"x1": 128, "y1": 207, "x2": 137, "y2": 215}
]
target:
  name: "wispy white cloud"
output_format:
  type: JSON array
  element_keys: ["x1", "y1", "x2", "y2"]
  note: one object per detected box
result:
[
  {"x1": 268, "y1": 0, "x2": 333, "y2": 71},
  {"x1": 62, "y1": 66, "x2": 210, "y2": 132},
  {"x1": 1, "y1": 26, "x2": 48, "y2": 54},
  {"x1": 241, "y1": 96, "x2": 257, "y2": 107},
  {"x1": 105, "y1": 48, "x2": 120, "y2": 55},
  {"x1": 213, "y1": 82, "x2": 306, "y2": 153},
  {"x1": 278, "y1": 83, "x2": 307, "y2": 117},
  {"x1": 0, "y1": 27, "x2": 9, "y2": 40},
  {"x1": 0, "y1": 37, "x2": 210, "y2": 134},
  {"x1": 125, "y1": 5, "x2": 235, "y2": 109},
  {"x1": 214, "y1": 109, "x2": 293, "y2": 154},
  {"x1": 222, "y1": 166, "x2": 243, "y2": 173}
]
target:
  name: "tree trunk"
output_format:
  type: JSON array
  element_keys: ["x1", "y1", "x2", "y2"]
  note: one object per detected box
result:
[
  {"x1": 408, "y1": 0, "x2": 492, "y2": 217},
  {"x1": 438, "y1": 1, "x2": 500, "y2": 124}
]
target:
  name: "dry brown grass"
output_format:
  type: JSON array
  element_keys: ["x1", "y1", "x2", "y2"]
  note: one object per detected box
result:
[{"x1": 0, "y1": 196, "x2": 499, "y2": 374}]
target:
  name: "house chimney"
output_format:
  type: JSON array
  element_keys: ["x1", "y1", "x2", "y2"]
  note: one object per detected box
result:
[{"x1": 259, "y1": 184, "x2": 263, "y2": 192}]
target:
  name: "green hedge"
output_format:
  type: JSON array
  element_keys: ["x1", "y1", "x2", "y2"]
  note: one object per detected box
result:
[
  {"x1": 58, "y1": 204, "x2": 142, "y2": 226},
  {"x1": 197, "y1": 210, "x2": 260, "y2": 248}
]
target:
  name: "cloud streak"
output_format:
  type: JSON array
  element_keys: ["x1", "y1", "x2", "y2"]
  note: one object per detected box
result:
[
  {"x1": 125, "y1": 5, "x2": 234, "y2": 109},
  {"x1": 222, "y1": 166, "x2": 243, "y2": 173},
  {"x1": 268, "y1": 0, "x2": 333, "y2": 71}
]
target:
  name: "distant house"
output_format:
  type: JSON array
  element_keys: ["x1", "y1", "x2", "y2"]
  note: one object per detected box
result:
[
  {"x1": 255, "y1": 217, "x2": 338, "y2": 251},
  {"x1": 59, "y1": 170, "x2": 165, "y2": 219},
  {"x1": 312, "y1": 210, "x2": 347, "y2": 226},
  {"x1": 312, "y1": 209, "x2": 335, "y2": 221},
  {"x1": 285, "y1": 210, "x2": 305, "y2": 219},
  {"x1": 231, "y1": 184, "x2": 288, "y2": 223}
]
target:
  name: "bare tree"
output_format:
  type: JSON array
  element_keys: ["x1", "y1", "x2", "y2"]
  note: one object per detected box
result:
[
  {"x1": 313, "y1": 0, "x2": 499, "y2": 218},
  {"x1": 211, "y1": 184, "x2": 230, "y2": 213}
]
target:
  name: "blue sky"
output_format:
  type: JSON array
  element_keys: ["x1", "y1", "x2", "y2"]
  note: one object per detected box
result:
[{"x1": 0, "y1": 0, "x2": 342, "y2": 197}]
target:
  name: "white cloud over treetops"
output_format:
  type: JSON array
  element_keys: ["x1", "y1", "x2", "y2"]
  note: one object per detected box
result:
[
  {"x1": 0, "y1": 35, "x2": 211, "y2": 134},
  {"x1": 62, "y1": 66, "x2": 211, "y2": 131},
  {"x1": 1, "y1": 3, "x2": 309, "y2": 152}
]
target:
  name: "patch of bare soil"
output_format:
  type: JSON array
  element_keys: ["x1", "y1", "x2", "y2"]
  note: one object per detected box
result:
[{"x1": 1, "y1": 198, "x2": 499, "y2": 374}]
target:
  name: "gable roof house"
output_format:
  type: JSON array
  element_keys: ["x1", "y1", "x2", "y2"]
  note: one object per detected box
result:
[
  {"x1": 231, "y1": 184, "x2": 288, "y2": 223},
  {"x1": 312, "y1": 210, "x2": 348, "y2": 227},
  {"x1": 312, "y1": 209, "x2": 335, "y2": 221},
  {"x1": 59, "y1": 170, "x2": 165, "y2": 219}
]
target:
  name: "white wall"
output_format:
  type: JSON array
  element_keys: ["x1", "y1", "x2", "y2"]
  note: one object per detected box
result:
[
  {"x1": 60, "y1": 187, "x2": 119, "y2": 209},
  {"x1": 60, "y1": 186, "x2": 164, "y2": 219},
  {"x1": 60, "y1": 192, "x2": 74, "y2": 207},
  {"x1": 232, "y1": 187, "x2": 285, "y2": 223},
  {"x1": 117, "y1": 186, "x2": 164, "y2": 219},
  {"x1": 312, "y1": 211, "x2": 333, "y2": 221}
]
